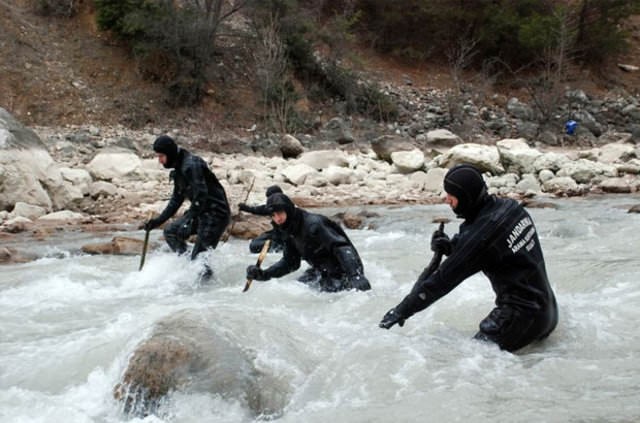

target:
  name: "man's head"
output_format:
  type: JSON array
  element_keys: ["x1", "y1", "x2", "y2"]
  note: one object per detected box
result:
[
  {"x1": 266, "y1": 193, "x2": 296, "y2": 227},
  {"x1": 443, "y1": 163, "x2": 488, "y2": 219},
  {"x1": 266, "y1": 185, "x2": 283, "y2": 198},
  {"x1": 153, "y1": 135, "x2": 179, "y2": 169}
]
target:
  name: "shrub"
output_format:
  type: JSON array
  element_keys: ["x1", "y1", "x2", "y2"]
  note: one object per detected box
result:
[
  {"x1": 93, "y1": 0, "x2": 248, "y2": 107},
  {"x1": 33, "y1": 0, "x2": 79, "y2": 17},
  {"x1": 353, "y1": 0, "x2": 640, "y2": 72}
]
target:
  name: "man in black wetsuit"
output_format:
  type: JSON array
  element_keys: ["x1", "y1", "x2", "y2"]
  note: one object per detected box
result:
[
  {"x1": 238, "y1": 185, "x2": 285, "y2": 254},
  {"x1": 144, "y1": 135, "x2": 230, "y2": 279},
  {"x1": 380, "y1": 164, "x2": 558, "y2": 352},
  {"x1": 245, "y1": 193, "x2": 371, "y2": 292}
]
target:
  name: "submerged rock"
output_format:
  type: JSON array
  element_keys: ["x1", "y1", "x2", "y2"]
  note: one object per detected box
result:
[
  {"x1": 628, "y1": 204, "x2": 640, "y2": 213},
  {"x1": 0, "y1": 246, "x2": 37, "y2": 264},
  {"x1": 81, "y1": 236, "x2": 148, "y2": 255},
  {"x1": 114, "y1": 310, "x2": 288, "y2": 418}
]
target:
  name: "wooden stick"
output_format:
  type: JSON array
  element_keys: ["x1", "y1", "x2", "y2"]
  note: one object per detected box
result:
[
  {"x1": 139, "y1": 211, "x2": 154, "y2": 271},
  {"x1": 243, "y1": 239, "x2": 271, "y2": 292}
]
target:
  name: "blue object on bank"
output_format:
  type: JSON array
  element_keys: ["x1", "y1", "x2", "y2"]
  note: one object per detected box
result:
[{"x1": 565, "y1": 120, "x2": 577, "y2": 135}]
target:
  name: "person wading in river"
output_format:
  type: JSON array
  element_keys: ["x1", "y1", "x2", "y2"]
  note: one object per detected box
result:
[
  {"x1": 380, "y1": 163, "x2": 558, "y2": 352},
  {"x1": 143, "y1": 135, "x2": 230, "y2": 281},
  {"x1": 238, "y1": 185, "x2": 286, "y2": 254},
  {"x1": 245, "y1": 193, "x2": 371, "y2": 292}
]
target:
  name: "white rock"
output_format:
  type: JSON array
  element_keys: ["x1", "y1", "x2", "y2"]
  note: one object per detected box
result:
[
  {"x1": 408, "y1": 171, "x2": 429, "y2": 190},
  {"x1": 538, "y1": 169, "x2": 555, "y2": 182},
  {"x1": 599, "y1": 177, "x2": 632, "y2": 193},
  {"x1": 391, "y1": 149, "x2": 425, "y2": 174},
  {"x1": 86, "y1": 151, "x2": 142, "y2": 180},
  {"x1": 38, "y1": 210, "x2": 85, "y2": 221},
  {"x1": 324, "y1": 166, "x2": 355, "y2": 185},
  {"x1": 423, "y1": 168, "x2": 447, "y2": 192},
  {"x1": 90, "y1": 181, "x2": 118, "y2": 198},
  {"x1": 542, "y1": 176, "x2": 578, "y2": 192},
  {"x1": 496, "y1": 138, "x2": 542, "y2": 174},
  {"x1": 9, "y1": 202, "x2": 47, "y2": 220},
  {"x1": 584, "y1": 142, "x2": 636, "y2": 164},
  {"x1": 438, "y1": 143, "x2": 504, "y2": 174},
  {"x1": 280, "y1": 163, "x2": 317, "y2": 186},
  {"x1": 557, "y1": 159, "x2": 617, "y2": 183},
  {"x1": 515, "y1": 174, "x2": 541, "y2": 193},
  {"x1": 298, "y1": 150, "x2": 349, "y2": 170},
  {"x1": 426, "y1": 129, "x2": 461, "y2": 145},
  {"x1": 533, "y1": 152, "x2": 571, "y2": 172},
  {"x1": 60, "y1": 167, "x2": 92, "y2": 195}
]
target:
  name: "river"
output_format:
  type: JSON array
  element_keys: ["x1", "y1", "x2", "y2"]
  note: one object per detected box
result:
[{"x1": 1, "y1": 195, "x2": 639, "y2": 423}]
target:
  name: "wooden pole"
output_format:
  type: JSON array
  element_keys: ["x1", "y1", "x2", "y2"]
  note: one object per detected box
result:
[{"x1": 243, "y1": 239, "x2": 271, "y2": 292}]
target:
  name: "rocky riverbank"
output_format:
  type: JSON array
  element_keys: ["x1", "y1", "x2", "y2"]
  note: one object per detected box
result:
[{"x1": 2, "y1": 106, "x2": 640, "y2": 264}]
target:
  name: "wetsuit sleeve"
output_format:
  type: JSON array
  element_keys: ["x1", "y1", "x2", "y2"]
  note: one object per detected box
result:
[
  {"x1": 262, "y1": 240, "x2": 301, "y2": 278},
  {"x1": 155, "y1": 180, "x2": 185, "y2": 225},
  {"x1": 396, "y1": 228, "x2": 486, "y2": 318},
  {"x1": 240, "y1": 203, "x2": 271, "y2": 216}
]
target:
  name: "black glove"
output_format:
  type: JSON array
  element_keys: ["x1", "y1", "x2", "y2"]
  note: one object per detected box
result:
[
  {"x1": 143, "y1": 218, "x2": 161, "y2": 232},
  {"x1": 348, "y1": 274, "x2": 371, "y2": 291},
  {"x1": 176, "y1": 219, "x2": 193, "y2": 240},
  {"x1": 430, "y1": 230, "x2": 452, "y2": 256},
  {"x1": 379, "y1": 307, "x2": 406, "y2": 329},
  {"x1": 246, "y1": 265, "x2": 271, "y2": 281},
  {"x1": 238, "y1": 203, "x2": 250, "y2": 213}
]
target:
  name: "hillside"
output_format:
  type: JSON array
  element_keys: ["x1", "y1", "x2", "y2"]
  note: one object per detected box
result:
[{"x1": 1, "y1": 1, "x2": 639, "y2": 139}]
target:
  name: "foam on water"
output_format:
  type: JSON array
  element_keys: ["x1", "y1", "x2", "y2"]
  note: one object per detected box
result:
[{"x1": 2, "y1": 197, "x2": 640, "y2": 422}]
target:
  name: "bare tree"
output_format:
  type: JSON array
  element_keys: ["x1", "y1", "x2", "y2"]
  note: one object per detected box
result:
[
  {"x1": 252, "y1": 13, "x2": 294, "y2": 132},
  {"x1": 443, "y1": 32, "x2": 480, "y2": 129},
  {"x1": 524, "y1": 6, "x2": 578, "y2": 123},
  {"x1": 446, "y1": 33, "x2": 480, "y2": 94},
  {"x1": 138, "y1": 0, "x2": 250, "y2": 105},
  {"x1": 191, "y1": 0, "x2": 250, "y2": 42}
]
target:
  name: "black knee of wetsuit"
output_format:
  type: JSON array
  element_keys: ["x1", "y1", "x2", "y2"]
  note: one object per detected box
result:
[
  {"x1": 191, "y1": 211, "x2": 229, "y2": 260},
  {"x1": 164, "y1": 216, "x2": 192, "y2": 254},
  {"x1": 474, "y1": 304, "x2": 558, "y2": 352}
]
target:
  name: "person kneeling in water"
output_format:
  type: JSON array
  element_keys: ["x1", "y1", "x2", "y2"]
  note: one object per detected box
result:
[
  {"x1": 380, "y1": 164, "x2": 558, "y2": 352},
  {"x1": 245, "y1": 193, "x2": 371, "y2": 292}
]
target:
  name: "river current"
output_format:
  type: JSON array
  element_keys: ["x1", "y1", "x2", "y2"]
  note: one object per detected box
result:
[{"x1": 1, "y1": 195, "x2": 639, "y2": 422}]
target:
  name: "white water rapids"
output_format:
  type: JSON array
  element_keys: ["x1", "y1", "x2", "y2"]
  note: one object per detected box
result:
[{"x1": 1, "y1": 196, "x2": 639, "y2": 422}]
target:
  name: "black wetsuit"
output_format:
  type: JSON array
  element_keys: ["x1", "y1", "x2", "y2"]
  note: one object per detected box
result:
[
  {"x1": 396, "y1": 196, "x2": 558, "y2": 352},
  {"x1": 260, "y1": 194, "x2": 371, "y2": 292},
  {"x1": 156, "y1": 149, "x2": 230, "y2": 259}
]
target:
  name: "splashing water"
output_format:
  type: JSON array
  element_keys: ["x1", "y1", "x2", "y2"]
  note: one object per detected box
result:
[{"x1": 1, "y1": 196, "x2": 640, "y2": 422}]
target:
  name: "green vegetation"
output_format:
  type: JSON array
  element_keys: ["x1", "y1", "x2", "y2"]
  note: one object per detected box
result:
[
  {"x1": 88, "y1": 0, "x2": 639, "y2": 124},
  {"x1": 94, "y1": 0, "x2": 245, "y2": 107},
  {"x1": 354, "y1": 0, "x2": 640, "y2": 68}
]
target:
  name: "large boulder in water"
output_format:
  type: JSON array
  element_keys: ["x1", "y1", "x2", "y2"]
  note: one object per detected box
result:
[
  {"x1": 114, "y1": 310, "x2": 287, "y2": 417},
  {"x1": 0, "y1": 108, "x2": 72, "y2": 211}
]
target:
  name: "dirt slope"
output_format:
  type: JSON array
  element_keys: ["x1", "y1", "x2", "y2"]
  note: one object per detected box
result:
[
  {"x1": 1, "y1": 1, "x2": 639, "y2": 134},
  {"x1": 0, "y1": 1, "x2": 253, "y2": 131}
]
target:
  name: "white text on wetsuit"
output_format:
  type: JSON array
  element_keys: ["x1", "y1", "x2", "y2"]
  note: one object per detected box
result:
[{"x1": 506, "y1": 217, "x2": 536, "y2": 253}]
